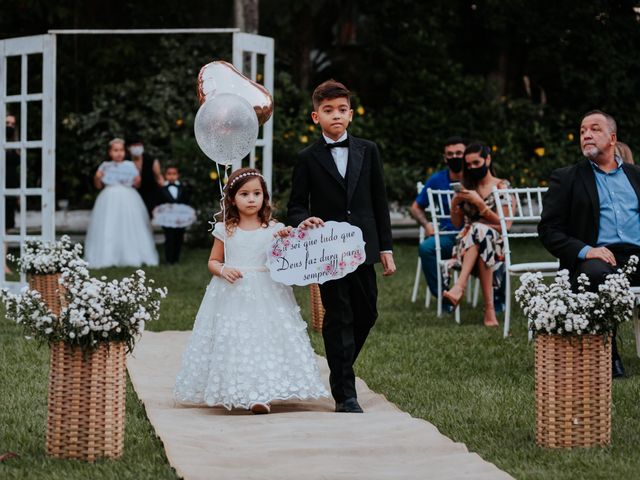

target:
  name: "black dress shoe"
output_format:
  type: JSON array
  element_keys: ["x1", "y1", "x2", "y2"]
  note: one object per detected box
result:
[
  {"x1": 612, "y1": 359, "x2": 626, "y2": 378},
  {"x1": 335, "y1": 397, "x2": 363, "y2": 413}
]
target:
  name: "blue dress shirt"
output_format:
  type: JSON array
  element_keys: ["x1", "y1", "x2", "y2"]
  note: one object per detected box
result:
[{"x1": 578, "y1": 156, "x2": 640, "y2": 259}]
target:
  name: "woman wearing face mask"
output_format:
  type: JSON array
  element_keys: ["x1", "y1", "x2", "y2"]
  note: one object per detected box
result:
[{"x1": 442, "y1": 143, "x2": 512, "y2": 327}]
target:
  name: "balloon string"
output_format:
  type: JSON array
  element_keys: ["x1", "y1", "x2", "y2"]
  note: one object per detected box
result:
[{"x1": 209, "y1": 163, "x2": 232, "y2": 266}]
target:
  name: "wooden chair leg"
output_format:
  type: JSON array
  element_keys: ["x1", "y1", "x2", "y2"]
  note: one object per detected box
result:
[
  {"x1": 411, "y1": 258, "x2": 421, "y2": 303},
  {"x1": 472, "y1": 278, "x2": 480, "y2": 307},
  {"x1": 634, "y1": 299, "x2": 640, "y2": 358},
  {"x1": 437, "y1": 260, "x2": 445, "y2": 317},
  {"x1": 503, "y1": 274, "x2": 512, "y2": 339}
]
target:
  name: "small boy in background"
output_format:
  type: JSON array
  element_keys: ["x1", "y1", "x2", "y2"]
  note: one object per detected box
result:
[{"x1": 158, "y1": 165, "x2": 190, "y2": 264}]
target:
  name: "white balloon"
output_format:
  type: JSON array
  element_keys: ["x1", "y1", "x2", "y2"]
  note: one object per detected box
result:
[{"x1": 194, "y1": 93, "x2": 259, "y2": 165}]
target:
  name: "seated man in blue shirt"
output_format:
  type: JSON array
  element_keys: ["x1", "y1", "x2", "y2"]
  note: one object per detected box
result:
[
  {"x1": 410, "y1": 137, "x2": 465, "y2": 312},
  {"x1": 539, "y1": 110, "x2": 640, "y2": 378}
]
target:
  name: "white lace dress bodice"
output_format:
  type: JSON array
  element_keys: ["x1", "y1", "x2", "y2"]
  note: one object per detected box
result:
[
  {"x1": 174, "y1": 221, "x2": 328, "y2": 409},
  {"x1": 219, "y1": 222, "x2": 273, "y2": 269}
]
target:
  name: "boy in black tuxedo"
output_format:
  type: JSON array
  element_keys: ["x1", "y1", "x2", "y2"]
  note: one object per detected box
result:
[
  {"x1": 159, "y1": 165, "x2": 189, "y2": 264},
  {"x1": 288, "y1": 79, "x2": 396, "y2": 413}
]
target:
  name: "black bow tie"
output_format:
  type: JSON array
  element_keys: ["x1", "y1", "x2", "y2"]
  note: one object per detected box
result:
[{"x1": 325, "y1": 138, "x2": 349, "y2": 149}]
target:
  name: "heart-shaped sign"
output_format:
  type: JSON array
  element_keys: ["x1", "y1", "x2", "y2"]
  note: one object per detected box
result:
[{"x1": 197, "y1": 60, "x2": 273, "y2": 126}]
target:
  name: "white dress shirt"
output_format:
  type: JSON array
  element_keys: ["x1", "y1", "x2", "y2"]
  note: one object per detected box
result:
[
  {"x1": 323, "y1": 131, "x2": 349, "y2": 178},
  {"x1": 322, "y1": 131, "x2": 393, "y2": 256},
  {"x1": 165, "y1": 180, "x2": 180, "y2": 200}
]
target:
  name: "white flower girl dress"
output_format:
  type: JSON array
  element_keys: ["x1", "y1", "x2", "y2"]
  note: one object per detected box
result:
[
  {"x1": 174, "y1": 221, "x2": 328, "y2": 409},
  {"x1": 84, "y1": 160, "x2": 159, "y2": 268}
]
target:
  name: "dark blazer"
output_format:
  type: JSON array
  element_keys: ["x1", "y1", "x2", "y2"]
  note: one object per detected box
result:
[
  {"x1": 538, "y1": 159, "x2": 640, "y2": 272},
  {"x1": 158, "y1": 182, "x2": 189, "y2": 205},
  {"x1": 287, "y1": 135, "x2": 393, "y2": 264}
]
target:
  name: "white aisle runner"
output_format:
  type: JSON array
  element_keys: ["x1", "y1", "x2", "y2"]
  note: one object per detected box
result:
[{"x1": 127, "y1": 331, "x2": 513, "y2": 480}]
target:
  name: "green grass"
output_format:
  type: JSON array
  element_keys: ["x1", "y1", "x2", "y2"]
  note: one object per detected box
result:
[{"x1": 2, "y1": 240, "x2": 640, "y2": 479}]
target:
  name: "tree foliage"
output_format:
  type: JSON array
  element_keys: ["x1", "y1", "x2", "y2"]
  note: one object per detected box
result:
[{"x1": 2, "y1": 0, "x2": 639, "y2": 218}]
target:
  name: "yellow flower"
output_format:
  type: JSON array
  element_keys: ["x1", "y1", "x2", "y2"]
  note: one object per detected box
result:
[
  {"x1": 356, "y1": 105, "x2": 365, "y2": 116},
  {"x1": 209, "y1": 170, "x2": 218, "y2": 180},
  {"x1": 520, "y1": 177, "x2": 526, "y2": 185},
  {"x1": 300, "y1": 135, "x2": 309, "y2": 144},
  {"x1": 523, "y1": 168, "x2": 529, "y2": 174},
  {"x1": 176, "y1": 118, "x2": 184, "y2": 127},
  {"x1": 308, "y1": 125, "x2": 316, "y2": 132},
  {"x1": 534, "y1": 147, "x2": 545, "y2": 157},
  {"x1": 567, "y1": 133, "x2": 574, "y2": 141},
  {"x1": 283, "y1": 132, "x2": 290, "y2": 139},
  {"x1": 540, "y1": 180, "x2": 548, "y2": 187},
  {"x1": 256, "y1": 73, "x2": 263, "y2": 82},
  {"x1": 492, "y1": 145, "x2": 498, "y2": 152}
]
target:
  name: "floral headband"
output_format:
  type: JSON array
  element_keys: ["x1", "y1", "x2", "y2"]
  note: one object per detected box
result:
[
  {"x1": 227, "y1": 171, "x2": 264, "y2": 190},
  {"x1": 108, "y1": 137, "x2": 125, "y2": 147}
]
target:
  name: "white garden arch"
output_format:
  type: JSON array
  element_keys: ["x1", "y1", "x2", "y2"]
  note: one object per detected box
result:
[{"x1": 0, "y1": 29, "x2": 274, "y2": 291}]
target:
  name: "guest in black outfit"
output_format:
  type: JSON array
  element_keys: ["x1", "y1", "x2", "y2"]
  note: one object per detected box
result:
[
  {"x1": 287, "y1": 80, "x2": 396, "y2": 413},
  {"x1": 128, "y1": 136, "x2": 164, "y2": 216},
  {"x1": 4, "y1": 114, "x2": 19, "y2": 274},
  {"x1": 158, "y1": 165, "x2": 189, "y2": 264},
  {"x1": 539, "y1": 110, "x2": 640, "y2": 378}
]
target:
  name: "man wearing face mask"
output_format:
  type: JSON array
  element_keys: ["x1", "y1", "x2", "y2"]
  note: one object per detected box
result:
[
  {"x1": 539, "y1": 110, "x2": 640, "y2": 378},
  {"x1": 410, "y1": 136, "x2": 466, "y2": 312},
  {"x1": 128, "y1": 136, "x2": 164, "y2": 217}
]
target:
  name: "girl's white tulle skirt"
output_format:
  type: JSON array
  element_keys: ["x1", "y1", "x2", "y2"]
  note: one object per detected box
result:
[
  {"x1": 84, "y1": 184, "x2": 159, "y2": 268},
  {"x1": 174, "y1": 270, "x2": 329, "y2": 409}
]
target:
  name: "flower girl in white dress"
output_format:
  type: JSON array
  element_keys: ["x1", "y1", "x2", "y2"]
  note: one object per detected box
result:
[
  {"x1": 84, "y1": 138, "x2": 159, "y2": 268},
  {"x1": 174, "y1": 167, "x2": 328, "y2": 414}
]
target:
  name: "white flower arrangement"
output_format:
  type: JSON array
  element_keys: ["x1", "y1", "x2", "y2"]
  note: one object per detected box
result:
[
  {"x1": 7, "y1": 235, "x2": 84, "y2": 275},
  {"x1": 1, "y1": 240, "x2": 168, "y2": 352},
  {"x1": 515, "y1": 256, "x2": 638, "y2": 337}
]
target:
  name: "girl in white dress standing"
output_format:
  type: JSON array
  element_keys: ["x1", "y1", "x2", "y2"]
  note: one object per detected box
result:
[
  {"x1": 84, "y1": 138, "x2": 159, "y2": 268},
  {"x1": 174, "y1": 167, "x2": 328, "y2": 414}
]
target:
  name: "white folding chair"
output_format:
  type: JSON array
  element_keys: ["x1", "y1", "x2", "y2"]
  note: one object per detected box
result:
[
  {"x1": 493, "y1": 186, "x2": 560, "y2": 338},
  {"x1": 427, "y1": 188, "x2": 479, "y2": 322},
  {"x1": 411, "y1": 182, "x2": 431, "y2": 307}
]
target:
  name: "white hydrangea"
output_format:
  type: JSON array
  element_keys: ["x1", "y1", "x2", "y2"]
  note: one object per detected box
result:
[
  {"x1": 1, "y1": 236, "x2": 168, "y2": 352},
  {"x1": 516, "y1": 256, "x2": 638, "y2": 337}
]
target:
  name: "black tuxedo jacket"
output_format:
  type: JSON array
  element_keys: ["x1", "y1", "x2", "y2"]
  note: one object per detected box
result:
[
  {"x1": 158, "y1": 183, "x2": 190, "y2": 205},
  {"x1": 287, "y1": 135, "x2": 393, "y2": 264},
  {"x1": 538, "y1": 159, "x2": 640, "y2": 272}
]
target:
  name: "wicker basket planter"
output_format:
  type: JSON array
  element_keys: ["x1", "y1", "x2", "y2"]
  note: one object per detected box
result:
[
  {"x1": 309, "y1": 283, "x2": 325, "y2": 333},
  {"x1": 46, "y1": 341, "x2": 127, "y2": 462},
  {"x1": 28, "y1": 273, "x2": 65, "y2": 316},
  {"x1": 535, "y1": 334, "x2": 612, "y2": 448}
]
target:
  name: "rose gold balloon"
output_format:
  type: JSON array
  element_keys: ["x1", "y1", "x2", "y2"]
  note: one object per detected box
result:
[{"x1": 197, "y1": 60, "x2": 273, "y2": 125}]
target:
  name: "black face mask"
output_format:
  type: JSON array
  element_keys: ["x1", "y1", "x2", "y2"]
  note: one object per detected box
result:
[
  {"x1": 6, "y1": 126, "x2": 15, "y2": 140},
  {"x1": 466, "y1": 163, "x2": 489, "y2": 181},
  {"x1": 447, "y1": 156, "x2": 463, "y2": 173}
]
